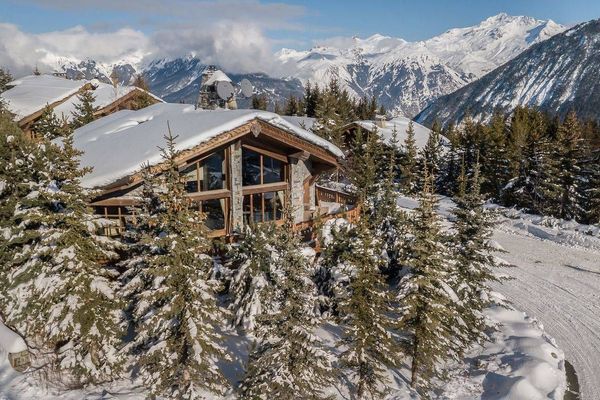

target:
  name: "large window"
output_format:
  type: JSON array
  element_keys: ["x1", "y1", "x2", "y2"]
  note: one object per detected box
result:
[
  {"x1": 191, "y1": 199, "x2": 227, "y2": 231},
  {"x1": 182, "y1": 150, "x2": 226, "y2": 193},
  {"x1": 243, "y1": 190, "x2": 285, "y2": 224},
  {"x1": 242, "y1": 148, "x2": 286, "y2": 186},
  {"x1": 94, "y1": 206, "x2": 134, "y2": 236}
]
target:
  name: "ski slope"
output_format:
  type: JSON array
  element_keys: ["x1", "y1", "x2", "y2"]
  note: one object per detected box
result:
[
  {"x1": 398, "y1": 196, "x2": 599, "y2": 400},
  {"x1": 490, "y1": 221, "x2": 600, "y2": 400}
]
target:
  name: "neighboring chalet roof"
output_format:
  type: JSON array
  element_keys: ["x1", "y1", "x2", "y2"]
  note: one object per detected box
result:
[
  {"x1": 282, "y1": 116, "x2": 317, "y2": 131},
  {"x1": 1, "y1": 74, "x2": 163, "y2": 123},
  {"x1": 350, "y1": 117, "x2": 444, "y2": 150},
  {"x1": 74, "y1": 103, "x2": 344, "y2": 189}
]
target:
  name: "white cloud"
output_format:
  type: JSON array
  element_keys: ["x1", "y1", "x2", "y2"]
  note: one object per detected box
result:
[
  {"x1": 0, "y1": 23, "x2": 153, "y2": 76},
  {"x1": 0, "y1": 0, "x2": 308, "y2": 77}
]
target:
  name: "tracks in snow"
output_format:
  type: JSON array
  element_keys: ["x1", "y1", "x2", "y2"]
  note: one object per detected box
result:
[{"x1": 490, "y1": 227, "x2": 600, "y2": 400}]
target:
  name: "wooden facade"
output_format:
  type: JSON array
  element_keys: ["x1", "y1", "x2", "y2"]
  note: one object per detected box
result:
[{"x1": 90, "y1": 119, "x2": 356, "y2": 238}]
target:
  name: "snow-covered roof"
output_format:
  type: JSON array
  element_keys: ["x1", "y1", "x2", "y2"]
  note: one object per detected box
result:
[
  {"x1": 74, "y1": 103, "x2": 343, "y2": 189},
  {"x1": 353, "y1": 117, "x2": 444, "y2": 150},
  {"x1": 1, "y1": 74, "x2": 163, "y2": 122},
  {"x1": 204, "y1": 70, "x2": 232, "y2": 86},
  {"x1": 282, "y1": 116, "x2": 317, "y2": 131}
]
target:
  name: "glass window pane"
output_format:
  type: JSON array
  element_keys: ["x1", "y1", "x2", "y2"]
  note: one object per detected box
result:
[
  {"x1": 181, "y1": 163, "x2": 198, "y2": 193},
  {"x1": 263, "y1": 156, "x2": 284, "y2": 183},
  {"x1": 243, "y1": 195, "x2": 252, "y2": 225},
  {"x1": 252, "y1": 193, "x2": 262, "y2": 223},
  {"x1": 276, "y1": 191, "x2": 284, "y2": 220},
  {"x1": 200, "y1": 150, "x2": 225, "y2": 191},
  {"x1": 242, "y1": 149, "x2": 261, "y2": 186},
  {"x1": 263, "y1": 191, "x2": 275, "y2": 221},
  {"x1": 202, "y1": 199, "x2": 225, "y2": 230}
]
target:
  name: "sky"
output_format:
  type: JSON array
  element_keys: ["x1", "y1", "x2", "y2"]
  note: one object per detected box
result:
[{"x1": 1, "y1": 0, "x2": 599, "y2": 76}]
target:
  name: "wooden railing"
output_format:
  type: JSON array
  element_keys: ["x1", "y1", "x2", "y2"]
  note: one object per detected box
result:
[{"x1": 315, "y1": 185, "x2": 356, "y2": 206}]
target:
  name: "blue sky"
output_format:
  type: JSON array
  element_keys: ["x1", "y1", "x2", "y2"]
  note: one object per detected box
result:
[
  {"x1": 3, "y1": 0, "x2": 599, "y2": 46},
  {"x1": 1, "y1": 0, "x2": 600, "y2": 76}
]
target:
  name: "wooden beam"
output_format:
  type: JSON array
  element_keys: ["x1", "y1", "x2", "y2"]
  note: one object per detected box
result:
[
  {"x1": 242, "y1": 182, "x2": 288, "y2": 196},
  {"x1": 289, "y1": 150, "x2": 310, "y2": 161}
]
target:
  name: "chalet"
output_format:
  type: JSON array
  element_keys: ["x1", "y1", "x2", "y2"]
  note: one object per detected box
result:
[
  {"x1": 74, "y1": 103, "x2": 353, "y2": 237},
  {"x1": 1, "y1": 74, "x2": 163, "y2": 138},
  {"x1": 343, "y1": 116, "x2": 441, "y2": 150}
]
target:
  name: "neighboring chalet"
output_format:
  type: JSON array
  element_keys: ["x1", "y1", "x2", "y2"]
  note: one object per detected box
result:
[
  {"x1": 74, "y1": 103, "x2": 352, "y2": 237},
  {"x1": 1, "y1": 74, "x2": 163, "y2": 138},
  {"x1": 343, "y1": 116, "x2": 439, "y2": 150}
]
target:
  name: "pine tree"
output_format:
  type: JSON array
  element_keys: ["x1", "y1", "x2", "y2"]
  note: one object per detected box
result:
[
  {"x1": 346, "y1": 127, "x2": 382, "y2": 202},
  {"x1": 419, "y1": 120, "x2": 444, "y2": 191},
  {"x1": 0, "y1": 113, "x2": 33, "y2": 316},
  {"x1": 303, "y1": 81, "x2": 319, "y2": 117},
  {"x1": 401, "y1": 121, "x2": 418, "y2": 194},
  {"x1": 239, "y1": 205, "x2": 335, "y2": 399},
  {"x1": 284, "y1": 95, "x2": 300, "y2": 116},
  {"x1": 5, "y1": 120, "x2": 125, "y2": 386},
  {"x1": 396, "y1": 172, "x2": 465, "y2": 396},
  {"x1": 251, "y1": 94, "x2": 268, "y2": 111},
  {"x1": 32, "y1": 105, "x2": 63, "y2": 140},
  {"x1": 227, "y1": 223, "x2": 278, "y2": 333},
  {"x1": 131, "y1": 74, "x2": 155, "y2": 110},
  {"x1": 441, "y1": 123, "x2": 462, "y2": 195},
  {"x1": 131, "y1": 128, "x2": 230, "y2": 399},
  {"x1": 480, "y1": 109, "x2": 509, "y2": 198},
  {"x1": 369, "y1": 124, "x2": 408, "y2": 280},
  {"x1": 71, "y1": 90, "x2": 98, "y2": 129},
  {"x1": 0, "y1": 67, "x2": 12, "y2": 93},
  {"x1": 452, "y1": 157, "x2": 501, "y2": 344},
  {"x1": 335, "y1": 217, "x2": 400, "y2": 399},
  {"x1": 552, "y1": 111, "x2": 584, "y2": 220}
]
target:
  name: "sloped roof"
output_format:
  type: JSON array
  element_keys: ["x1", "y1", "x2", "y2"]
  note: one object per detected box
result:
[
  {"x1": 282, "y1": 115, "x2": 317, "y2": 131},
  {"x1": 1, "y1": 74, "x2": 162, "y2": 122},
  {"x1": 204, "y1": 70, "x2": 232, "y2": 86},
  {"x1": 74, "y1": 103, "x2": 343, "y2": 189},
  {"x1": 352, "y1": 117, "x2": 445, "y2": 150}
]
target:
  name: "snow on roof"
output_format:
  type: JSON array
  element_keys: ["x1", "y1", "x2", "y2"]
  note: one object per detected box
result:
[
  {"x1": 1, "y1": 74, "x2": 163, "y2": 122},
  {"x1": 282, "y1": 115, "x2": 317, "y2": 131},
  {"x1": 2, "y1": 75, "x2": 83, "y2": 121},
  {"x1": 0, "y1": 321, "x2": 27, "y2": 354},
  {"x1": 204, "y1": 70, "x2": 232, "y2": 86},
  {"x1": 74, "y1": 103, "x2": 343, "y2": 189},
  {"x1": 354, "y1": 117, "x2": 444, "y2": 150}
]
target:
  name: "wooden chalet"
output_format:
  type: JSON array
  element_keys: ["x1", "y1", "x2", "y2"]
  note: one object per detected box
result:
[
  {"x1": 1, "y1": 74, "x2": 163, "y2": 138},
  {"x1": 342, "y1": 116, "x2": 437, "y2": 150},
  {"x1": 74, "y1": 103, "x2": 356, "y2": 237}
]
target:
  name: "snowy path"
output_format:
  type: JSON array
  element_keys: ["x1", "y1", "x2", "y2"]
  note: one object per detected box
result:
[{"x1": 490, "y1": 227, "x2": 600, "y2": 400}]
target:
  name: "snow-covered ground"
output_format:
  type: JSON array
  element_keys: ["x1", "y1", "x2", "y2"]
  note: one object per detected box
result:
[
  {"x1": 398, "y1": 196, "x2": 599, "y2": 400},
  {"x1": 3, "y1": 196, "x2": 595, "y2": 399}
]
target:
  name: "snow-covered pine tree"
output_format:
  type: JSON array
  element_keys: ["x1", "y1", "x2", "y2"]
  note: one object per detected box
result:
[
  {"x1": 580, "y1": 144, "x2": 600, "y2": 224},
  {"x1": 227, "y1": 222, "x2": 277, "y2": 333},
  {"x1": 346, "y1": 127, "x2": 382, "y2": 203},
  {"x1": 502, "y1": 111, "x2": 557, "y2": 215},
  {"x1": 131, "y1": 128, "x2": 230, "y2": 399},
  {"x1": 419, "y1": 120, "x2": 444, "y2": 191},
  {"x1": 396, "y1": 171, "x2": 465, "y2": 396},
  {"x1": 239, "y1": 204, "x2": 335, "y2": 399},
  {"x1": 0, "y1": 113, "x2": 33, "y2": 315},
  {"x1": 5, "y1": 118, "x2": 125, "y2": 386},
  {"x1": 452, "y1": 157, "x2": 501, "y2": 344},
  {"x1": 552, "y1": 111, "x2": 585, "y2": 220},
  {"x1": 479, "y1": 110, "x2": 509, "y2": 199},
  {"x1": 32, "y1": 104, "x2": 63, "y2": 140},
  {"x1": 335, "y1": 215, "x2": 400, "y2": 399},
  {"x1": 400, "y1": 121, "x2": 418, "y2": 194},
  {"x1": 369, "y1": 124, "x2": 408, "y2": 280},
  {"x1": 440, "y1": 123, "x2": 461, "y2": 196},
  {"x1": 70, "y1": 90, "x2": 98, "y2": 129}
]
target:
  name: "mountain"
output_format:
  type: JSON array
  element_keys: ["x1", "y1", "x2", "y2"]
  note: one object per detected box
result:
[
  {"x1": 274, "y1": 14, "x2": 565, "y2": 116},
  {"x1": 142, "y1": 57, "x2": 304, "y2": 108},
  {"x1": 415, "y1": 19, "x2": 600, "y2": 127}
]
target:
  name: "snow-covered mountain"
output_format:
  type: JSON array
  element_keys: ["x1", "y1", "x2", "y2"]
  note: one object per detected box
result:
[
  {"x1": 415, "y1": 19, "x2": 600, "y2": 127},
  {"x1": 274, "y1": 13, "x2": 565, "y2": 116},
  {"x1": 143, "y1": 57, "x2": 304, "y2": 109},
  {"x1": 25, "y1": 14, "x2": 565, "y2": 116}
]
